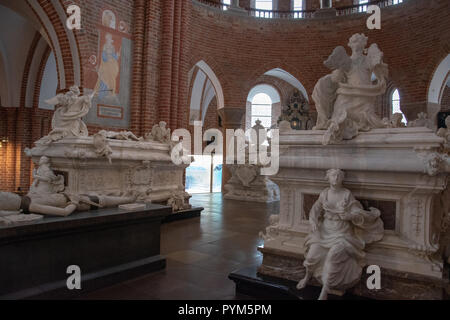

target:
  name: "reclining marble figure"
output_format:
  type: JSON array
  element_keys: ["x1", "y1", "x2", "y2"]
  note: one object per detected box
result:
[
  {"x1": 312, "y1": 34, "x2": 389, "y2": 145},
  {"x1": 296, "y1": 169, "x2": 384, "y2": 300},
  {"x1": 0, "y1": 156, "x2": 137, "y2": 220}
]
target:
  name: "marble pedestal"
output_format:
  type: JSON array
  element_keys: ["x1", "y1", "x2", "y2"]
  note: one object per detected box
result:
[
  {"x1": 259, "y1": 127, "x2": 450, "y2": 299},
  {"x1": 224, "y1": 164, "x2": 280, "y2": 203},
  {"x1": 25, "y1": 137, "x2": 188, "y2": 203},
  {"x1": 0, "y1": 203, "x2": 170, "y2": 299}
]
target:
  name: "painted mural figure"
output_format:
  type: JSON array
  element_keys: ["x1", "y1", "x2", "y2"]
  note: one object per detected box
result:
[{"x1": 95, "y1": 33, "x2": 120, "y2": 100}]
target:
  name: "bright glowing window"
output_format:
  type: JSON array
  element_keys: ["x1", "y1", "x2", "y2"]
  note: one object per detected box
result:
[
  {"x1": 255, "y1": 0, "x2": 273, "y2": 18},
  {"x1": 358, "y1": 0, "x2": 369, "y2": 12},
  {"x1": 293, "y1": 0, "x2": 303, "y2": 18},
  {"x1": 251, "y1": 93, "x2": 272, "y2": 128},
  {"x1": 222, "y1": 0, "x2": 231, "y2": 10},
  {"x1": 391, "y1": 89, "x2": 406, "y2": 124}
]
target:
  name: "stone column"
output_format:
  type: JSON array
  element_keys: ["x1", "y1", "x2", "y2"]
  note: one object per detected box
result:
[
  {"x1": 229, "y1": 0, "x2": 247, "y2": 15},
  {"x1": 218, "y1": 108, "x2": 246, "y2": 189},
  {"x1": 130, "y1": 0, "x2": 146, "y2": 136},
  {"x1": 320, "y1": 0, "x2": 332, "y2": 9},
  {"x1": 313, "y1": 0, "x2": 336, "y2": 18}
]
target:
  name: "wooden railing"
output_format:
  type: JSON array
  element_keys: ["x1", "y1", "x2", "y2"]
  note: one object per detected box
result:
[{"x1": 194, "y1": 0, "x2": 406, "y2": 19}]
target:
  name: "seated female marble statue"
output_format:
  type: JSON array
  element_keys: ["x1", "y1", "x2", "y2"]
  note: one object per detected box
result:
[
  {"x1": 29, "y1": 156, "x2": 65, "y2": 194},
  {"x1": 21, "y1": 156, "x2": 137, "y2": 217},
  {"x1": 296, "y1": 169, "x2": 384, "y2": 300}
]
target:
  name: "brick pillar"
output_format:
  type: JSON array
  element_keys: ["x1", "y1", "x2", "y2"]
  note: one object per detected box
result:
[
  {"x1": 170, "y1": 0, "x2": 182, "y2": 130},
  {"x1": 178, "y1": 0, "x2": 192, "y2": 129},
  {"x1": 158, "y1": 0, "x2": 175, "y2": 124},
  {"x1": 130, "y1": 0, "x2": 146, "y2": 136},
  {"x1": 4, "y1": 108, "x2": 18, "y2": 192}
]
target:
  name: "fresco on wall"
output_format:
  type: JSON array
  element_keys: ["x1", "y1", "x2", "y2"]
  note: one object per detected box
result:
[{"x1": 84, "y1": 9, "x2": 132, "y2": 128}]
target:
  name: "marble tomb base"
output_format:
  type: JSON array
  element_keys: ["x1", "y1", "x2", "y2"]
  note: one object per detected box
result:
[
  {"x1": 258, "y1": 127, "x2": 450, "y2": 300},
  {"x1": 0, "y1": 203, "x2": 170, "y2": 299},
  {"x1": 162, "y1": 206, "x2": 204, "y2": 223}
]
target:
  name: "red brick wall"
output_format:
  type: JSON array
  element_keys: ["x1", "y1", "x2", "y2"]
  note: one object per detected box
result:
[
  {"x1": 187, "y1": 0, "x2": 450, "y2": 122},
  {"x1": 442, "y1": 85, "x2": 450, "y2": 112},
  {"x1": 2, "y1": 0, "x2": 450, "y2": 193}
]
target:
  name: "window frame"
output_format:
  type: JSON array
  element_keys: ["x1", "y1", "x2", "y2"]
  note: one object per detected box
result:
[
  {"x1": 292, "y1": 0, "x2": 304, "y2": 18},
  {"x1": 251, "y1": 93, "x2": 273, "y2": 129},
  {"x1": 390, "y1": 88, "x2": 406, "y2": 124}
]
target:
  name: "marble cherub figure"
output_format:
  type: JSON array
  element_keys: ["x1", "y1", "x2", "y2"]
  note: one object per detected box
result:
[
  {"x1": 37, "y1": 86, "x2": 95, "y2": 145},
  {"x1": 167, "y1": 190, "x2": 192, "y2": 212},
  {"x1": 296, "y1": 169, "x2": 384, "y2": 300},
  {"x1": 145, "y1": 121, "x2": 171, "y2": 144},
  {"x1": 30, "y1": 156, "x2": 65, "y2": 194},
  {"x1": 313, "y1": 34, "x2": 389, "y2": 145}
]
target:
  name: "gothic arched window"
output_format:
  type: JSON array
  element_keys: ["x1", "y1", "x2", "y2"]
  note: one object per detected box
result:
[
  {"x1": 251, "y1": 93, "x2": 273, "y2": 128},
  {"x1": 391, "y1": 88, "x2": 406, "y2": 124}
]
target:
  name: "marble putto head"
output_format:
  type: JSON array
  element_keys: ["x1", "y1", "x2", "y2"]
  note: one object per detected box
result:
[{"x1": 348, "y1": 33, "x2": 368, "y2": 52}]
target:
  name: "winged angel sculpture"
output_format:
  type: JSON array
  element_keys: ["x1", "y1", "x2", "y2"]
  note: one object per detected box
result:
[
  {"x1": 36, "y1": 86, "x2": 95, "y2": 145},
  {"x1": 312, "y1": 33, "x2": 389, "y2": 145}
]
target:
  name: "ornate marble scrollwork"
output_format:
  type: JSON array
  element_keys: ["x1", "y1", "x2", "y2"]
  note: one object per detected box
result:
[
  {"x1": 259, "y1": 215, "x2": 280, "y2": 241},
  {"x1": 415, "y1": 148, "x2": 448, "y2": 176}
]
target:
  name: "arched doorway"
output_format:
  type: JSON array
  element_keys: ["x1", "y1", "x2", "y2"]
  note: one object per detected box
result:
[{"x1": 186, "y1": 61, "x2": 224, "y2": 194}]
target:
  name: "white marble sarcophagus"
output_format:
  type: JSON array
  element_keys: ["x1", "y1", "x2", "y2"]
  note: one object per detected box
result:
[
  {"x1": 25, "y1": 136, "x2": 188, "y2": 204},
  {"x1": 259, "y1": 127, "x2": 450, "y2": 299}
]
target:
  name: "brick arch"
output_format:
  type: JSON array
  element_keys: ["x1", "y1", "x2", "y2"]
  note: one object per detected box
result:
[
  {"x1": 247, "y1": 82, "x2": 282, "y2": 103},
  {"x1": 26, "y1": 0, "x2": 84, "y2": 90},
  {"x1": 243, "y1": 62, "x2": 311, "y2": 103},
  {"x1": 428, "y1": 54, "x2": 450, "y2": 105},
  {"x1": 188, "y1": 59, "x2": 227, "y2": 111},
  {"x1": 247, "y1": 75, "x2": 302, "y2": 104},
  {"x1": 20, "y1": 32, "x2": 42, "y2": 109}
]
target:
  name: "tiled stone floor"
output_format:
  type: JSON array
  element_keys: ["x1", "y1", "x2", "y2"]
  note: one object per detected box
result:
[{"x1": 78, "y1": 193, "x2": 279, "y2": 300}]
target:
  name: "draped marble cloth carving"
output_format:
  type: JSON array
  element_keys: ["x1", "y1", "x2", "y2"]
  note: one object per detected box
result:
[
  {"x1": 305, "y1": 187, "x2": 384, "y2": 290},
  {"x1": 312, "y1": 34, "x2": 389, "y2": 144},
  {"x1": 38, "y1": 86, "x2": 94, "y2": 145}
]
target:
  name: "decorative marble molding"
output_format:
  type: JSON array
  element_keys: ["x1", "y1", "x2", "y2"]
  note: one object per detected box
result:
[
  {"x1": 25, "y1": 130, "x2": 191, "y2": 211},
  {"x1": 415, "y1": 147, "x2": 449, "y2": 176},
  {"x1": 258, "y1": 126, "x2": 450, "y2": 299}
]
